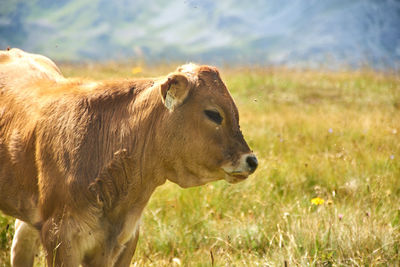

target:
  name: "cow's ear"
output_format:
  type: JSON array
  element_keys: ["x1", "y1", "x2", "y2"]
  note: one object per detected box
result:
[{"x1": 160, "y1": 73, "x2": 190, "y2": 111}]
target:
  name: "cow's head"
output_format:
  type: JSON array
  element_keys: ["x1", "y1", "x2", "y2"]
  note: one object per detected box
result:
[{"x1": 158, "y1": 63, "x2": 258, "y2": 188}]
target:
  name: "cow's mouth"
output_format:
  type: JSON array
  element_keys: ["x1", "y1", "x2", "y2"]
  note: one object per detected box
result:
[{"x1": 223, "y1": 171, "x2": 249, "y2": 183}]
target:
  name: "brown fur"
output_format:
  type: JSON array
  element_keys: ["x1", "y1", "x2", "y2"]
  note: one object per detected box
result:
[{"x1": 0, "y1": 49, "x2": 256, "y2": 266}]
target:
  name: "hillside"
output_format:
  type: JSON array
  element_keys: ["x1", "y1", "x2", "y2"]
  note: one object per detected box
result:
[{"x1": 0, "y1": 0, "x2": 399, "y2": 68}]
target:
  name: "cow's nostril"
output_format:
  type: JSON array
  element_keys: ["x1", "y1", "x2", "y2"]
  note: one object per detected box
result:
[{"x1": 246, "y1": 155, "x2": 258, "y2": 173}]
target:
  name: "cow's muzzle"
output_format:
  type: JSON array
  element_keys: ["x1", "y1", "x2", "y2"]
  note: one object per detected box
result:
[{"x1": 222, "y1": 153, "x2": 258, "y2": 183}]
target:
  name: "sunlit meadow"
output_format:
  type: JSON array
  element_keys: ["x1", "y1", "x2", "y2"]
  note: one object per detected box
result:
[{"x1": 1, "y1": 64, "x2": 399, "y2": 266}]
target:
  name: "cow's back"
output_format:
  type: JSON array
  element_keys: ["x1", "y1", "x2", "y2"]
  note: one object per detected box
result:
[
  {"x1": 0, "y1": 48, "x2": 63, "y2": 86},
  {"x1": 0, "y1": 49, "x2": 62, "y2": 223}
]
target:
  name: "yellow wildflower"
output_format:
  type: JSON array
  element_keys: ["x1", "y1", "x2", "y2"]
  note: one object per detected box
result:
[
  {"x1": 311, "y1": 197, "x2": 325, "y2": 205},
  {"x1": 131, "y1": 66, "x2": 143, "y2": 74}
]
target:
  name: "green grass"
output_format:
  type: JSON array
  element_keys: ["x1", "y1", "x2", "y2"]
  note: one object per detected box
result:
[{"x1": 1, "y1": 65, "x2": 399, "y2": 266}]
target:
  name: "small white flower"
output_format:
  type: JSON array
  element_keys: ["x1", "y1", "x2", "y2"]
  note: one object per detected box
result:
[{"x1": 172, "y1": 258, "x2": 181, "y2": 265}]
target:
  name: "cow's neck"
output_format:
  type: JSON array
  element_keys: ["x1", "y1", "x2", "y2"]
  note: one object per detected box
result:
[{"x1": 93, "y1": 79, "x2": 168, "y2": 224}]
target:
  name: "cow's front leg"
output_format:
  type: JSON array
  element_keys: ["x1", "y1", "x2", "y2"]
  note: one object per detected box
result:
[
  {"x1": 11, "y1": 219, "x2": 40, "y2": 267},
  {"x1": 113, "y1": 227, "x2": 140, "y2": 267},
  {"x1": 41, "y1": 216, "x2": 82, "y2": 267}
]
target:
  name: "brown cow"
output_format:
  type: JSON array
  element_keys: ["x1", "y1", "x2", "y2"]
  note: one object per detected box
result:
[{"x1": 0, "y1": 48, "x2": 258, "y2": 266}]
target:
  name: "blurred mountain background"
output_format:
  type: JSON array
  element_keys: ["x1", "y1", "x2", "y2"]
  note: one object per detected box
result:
[{"x1": 0, "y1": 0, "x2": 399, "y2": 68}]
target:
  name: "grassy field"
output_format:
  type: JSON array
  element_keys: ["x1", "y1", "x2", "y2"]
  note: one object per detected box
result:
[{"x1": 1, "y1": 64, "x2": 399, "y2": 266}]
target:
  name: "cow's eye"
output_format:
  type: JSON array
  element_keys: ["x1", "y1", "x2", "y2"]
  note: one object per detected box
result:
[{"x1": 204, "y1": 110, "x2": 223, "y2": 125}]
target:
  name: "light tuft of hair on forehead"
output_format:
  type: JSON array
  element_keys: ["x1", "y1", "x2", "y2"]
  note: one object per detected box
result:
[
  {"x1": 177, "y1": 63, "x2": 199, "y2": 74},
  {"x1": 177, "y1": 63, "x2": 200, "y2": 80},
  {"x1": 176, "y1": 63, "x2": 199, "y2": 85}
]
